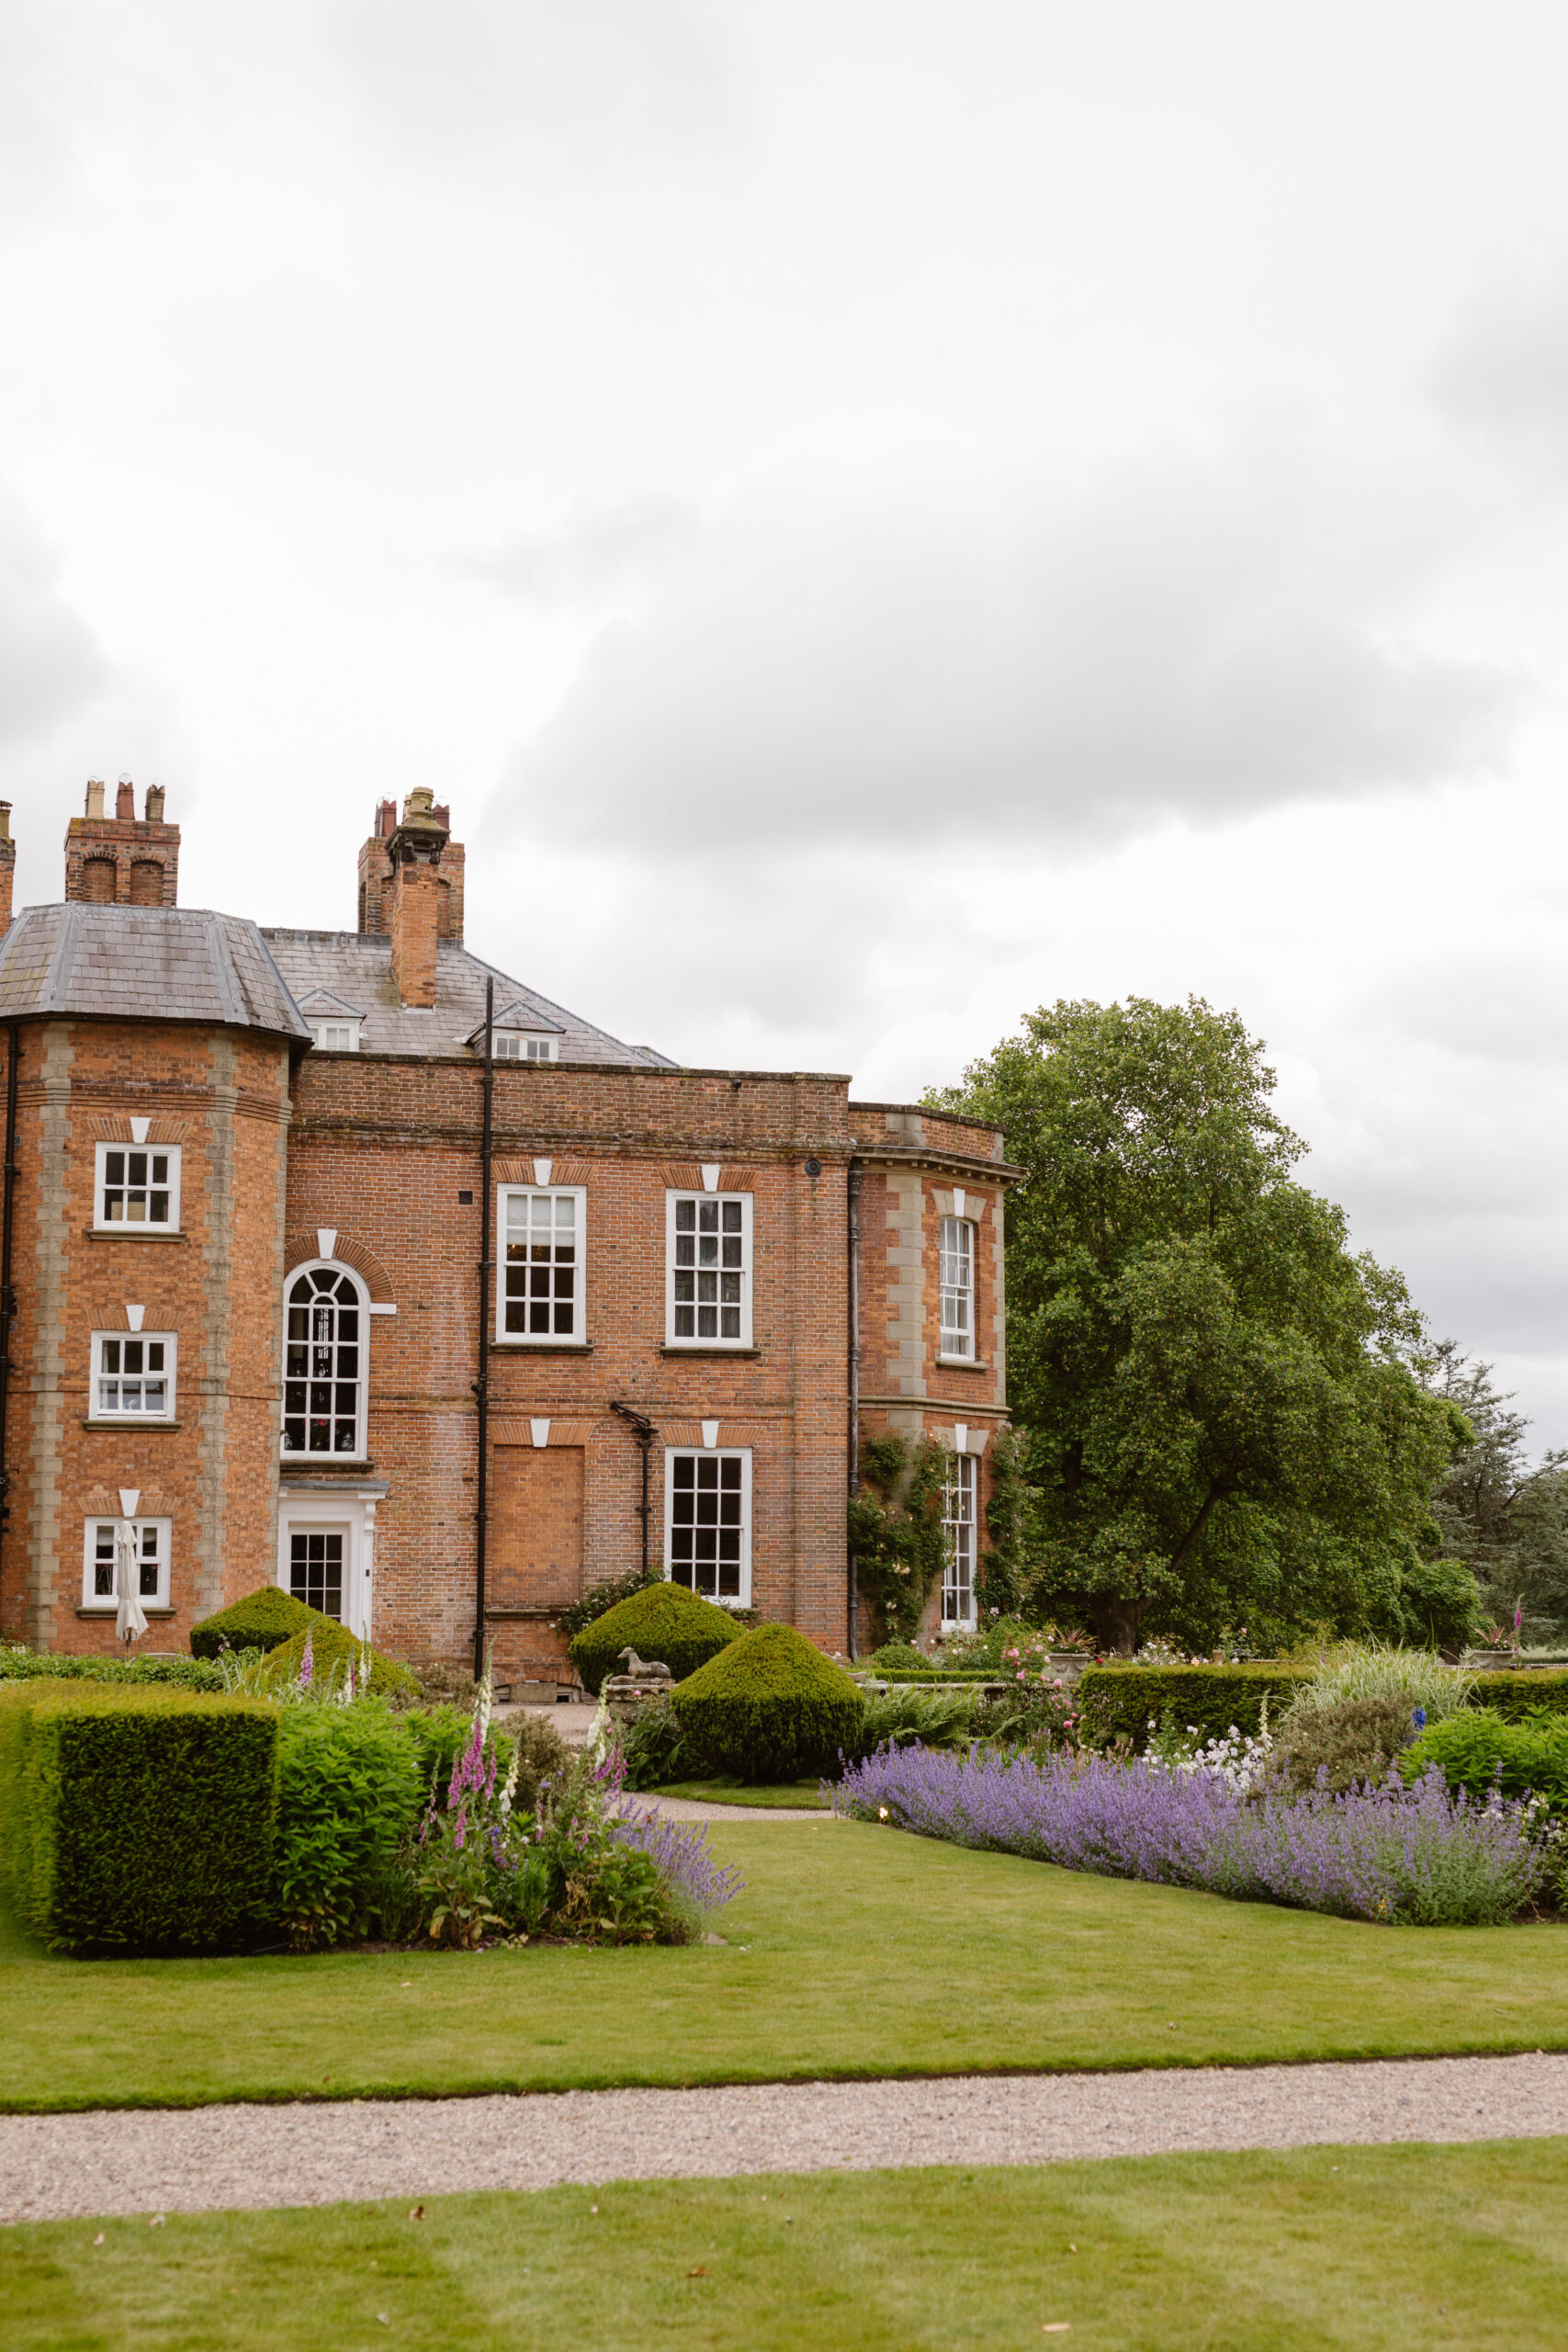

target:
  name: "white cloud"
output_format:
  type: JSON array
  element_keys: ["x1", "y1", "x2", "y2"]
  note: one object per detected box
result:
[
  {"x1": 460, "y1": 492, "x2": 698, "y2": 608},
  {"x1": 1431, "y1": 248, "x2": 1568, "y2": 473},
  {"x1": 0, "y1": 489, "x2": 108, "y2": 747},
  {"x1": 496, "y1": 441, "x2": 1520, "y2": 858}
]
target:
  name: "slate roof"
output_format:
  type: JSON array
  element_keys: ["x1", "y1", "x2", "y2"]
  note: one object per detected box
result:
[
  {"x1": 0, "y1": 905, "x2": 311, "y2": 1039},
  {"x1": 261, "y1": 931, "x2": 673, "y2": 1066}
]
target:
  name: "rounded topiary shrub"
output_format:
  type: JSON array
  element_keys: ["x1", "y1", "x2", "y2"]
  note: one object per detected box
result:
[
  {"x1": 671, "y1": 1623, "x2": 866, "y2": 1782},
  {"x1": 190, "y1": 1582, "x2": 327, "y2": 1660},
  {"x1": 569, "y1": 1581, "x2": 741, "y2": 1698},
  {"x1": 262, "y1": 1619, "x2": 421, "y2": 1702},
  {"x1": 867, "y1": 1641, "x2": 929, "y2": 1673}
]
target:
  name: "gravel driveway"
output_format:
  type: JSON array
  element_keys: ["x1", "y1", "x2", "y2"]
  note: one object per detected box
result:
[{"x1": 3, "y1": 2052, "x2": 1564, "y2": 2223}]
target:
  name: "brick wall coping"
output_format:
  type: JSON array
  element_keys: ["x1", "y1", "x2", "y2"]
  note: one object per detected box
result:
[{"x1": 851, "y1": 1142, "x2": 1023, "y2": 1182}]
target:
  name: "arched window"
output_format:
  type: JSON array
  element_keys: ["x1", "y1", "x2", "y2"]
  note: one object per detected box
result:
[{"x1": 281, "y1": 1262, "x2": 367, "y2": 1457}]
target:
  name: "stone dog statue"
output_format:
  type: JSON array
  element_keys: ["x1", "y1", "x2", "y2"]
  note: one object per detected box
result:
[{"x1": 615, "y1": 1646, "x2": 672, "y2": 1681}]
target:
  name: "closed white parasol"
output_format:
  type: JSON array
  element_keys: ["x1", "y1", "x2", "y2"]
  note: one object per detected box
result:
[{"x1": 114, "y1": 1487, "x2": 147, "y2": 1645}]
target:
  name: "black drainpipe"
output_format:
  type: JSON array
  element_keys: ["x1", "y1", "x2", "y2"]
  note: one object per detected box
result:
[
  {"x1": 847, "y1": 1162, "x2": 862, "y2": 1659},
  {"x1": 610, "y1": 1400, "x2": 656, "y2": 1580},
  {"x1": 472, "y1": 978, "x2": 494, "y2": 1679},
  {"x1": 0, "y1": 1024, "x2": 18, "y2": 1575}
]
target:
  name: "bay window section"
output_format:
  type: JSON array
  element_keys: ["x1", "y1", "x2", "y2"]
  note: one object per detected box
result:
[
  {"x1": 95, "y1": 1143, "x2": 180, "y2": 1230},
  {"x1": 91, "y1": 1332, "x2": 175, "y2": 1418},
  {"x1": 942, "y1": 1453, "x2": 976, "y2": 1629},
  {"x1": 81, "y1": 1518, "x2": 171, "y2": 1611},
  {"x1": 939, "y1": 1216, "x2": 976, "y2": 1359}
]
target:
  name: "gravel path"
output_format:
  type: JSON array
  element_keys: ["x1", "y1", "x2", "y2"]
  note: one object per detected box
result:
[{"x1": 3, "y1": 2053, "x2": 1564, "y2": 2223}]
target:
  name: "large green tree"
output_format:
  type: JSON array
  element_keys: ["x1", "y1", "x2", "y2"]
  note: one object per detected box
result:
[
  {"x1": 927, "y1": 997, "x2": 1468, "y2": 1652},
  {"x1": 1421, "y1": 1341, "x2": 1568, "y2": 1643}
]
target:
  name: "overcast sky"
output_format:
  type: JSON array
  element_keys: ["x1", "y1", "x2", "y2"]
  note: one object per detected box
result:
[{"x1": 4, "y1": 2, "x2": 1568, "y2": 1442}]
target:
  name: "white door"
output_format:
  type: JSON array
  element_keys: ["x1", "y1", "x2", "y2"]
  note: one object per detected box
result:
[{"x1": 277, "y1": 1512, "x2": 370, "y2": 1639}]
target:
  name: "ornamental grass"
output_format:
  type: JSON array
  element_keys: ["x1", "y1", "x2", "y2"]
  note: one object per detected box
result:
[{"x1": 831, "y1": 1744, "x2": 1544, "y2": 1926}]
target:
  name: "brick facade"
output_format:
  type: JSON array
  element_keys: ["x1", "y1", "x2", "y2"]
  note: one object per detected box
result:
[{"x1": 0, "y1": 789, "x2": 1016, "y2": 1676}]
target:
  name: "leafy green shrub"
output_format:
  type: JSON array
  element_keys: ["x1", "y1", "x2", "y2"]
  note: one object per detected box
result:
[
  {"x1": 569, "y1": 1581, "x2": 741, "y2": 1698},
  {"x1": 615, "y1": 1693, "x2": 714, "y2": 1791},
  {"x1": 1076, "y1": 1664, "x2": 1313, "y2": 1753},
  {"x1": 853, "y1": 1683, "x2": 978, "y2": 1758},
  {"x1": 263, "y1": 1620, "x2": 420, "y2": 1701},
  {"x1": 1469, "y1": 1671, "x2": 1568, "y2": 1723},
  {"x1": 0, "y1": 1649, "x2": 223, "y2": 1690},
  {"x1": 1402, "y1": 1707, "x2": 1568, "y2": 1814},
  {"x1": 0, "y1": 1682, "x2": 277, "y2": 1952},
  {"x1": 274, "y1": 1703, "x2": 424, "y2": 1948},
  {"x1": 671, "y1": 1623, "x2": 865, "y2": 1781},
  {"x1": 1384, "y1": 1555, "x2": 1482, "y2": 1653},
  {"x1": 1286, "y1": 1643, "x2": 1473, "y2": 1724},
  {"x1": 189, "y1": 1584, "x2": 326, "y2": 1661},
  {"x1": 1270, "y1": 1695, "x2": 1420, "y2": 1796},
  {"x1": 866, "y1": 1641, "x2": 930, "y2": 1673}
]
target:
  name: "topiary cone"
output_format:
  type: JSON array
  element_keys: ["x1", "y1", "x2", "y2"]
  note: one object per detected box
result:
[
  {"x1": 568, "y1": 1581, "x2": 741, "y2": 1697},
  {"x1": 671, "y1": 1623, "x2": 865, "y2": 1782}
]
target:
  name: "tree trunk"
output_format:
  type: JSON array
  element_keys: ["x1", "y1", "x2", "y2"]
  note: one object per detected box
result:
[{"x1": 1093, "y1": 1592, "x2": 1139, "y2": 1655}]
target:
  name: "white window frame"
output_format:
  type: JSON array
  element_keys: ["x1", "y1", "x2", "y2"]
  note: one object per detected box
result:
[
  {"x1": 941, "y1": 1452, "x2": 977, "y2": 1630},
  {"x1": 497, "y1": 1184, "x2": 587, "y2": 1343},
  {"x1": 280, "y1": 1259, "x2": 371, "y2": 1462},
  {"x1": 89, "y1": 1330, "x2": 177, "y2": 1419},
  {"x1": 81, "y1": 1517, "x2": 172, "y2": 1611},
  {"x1": 491, "y1": 1032, "x2": 558, "y2": 1061},
  {"x1": 665, "y1": 1191, "x2": 753, "y2": 1348},
  {"x1": 310, "y1": 1020, "x2": 361, "y2": 1052},
  {"x1": 939, "y1": 1216, "x2": 976, "y2": 1360},
  {"x1": 94, "y1": 1141, "x2": 182, "y2": 1232},
  {"x1": 664, "y1": 1445, "x2": 752, "y2": 1606}
]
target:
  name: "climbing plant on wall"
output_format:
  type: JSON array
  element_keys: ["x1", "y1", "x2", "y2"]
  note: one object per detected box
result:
[{"x1": 848, "y1": 1433, "x2": 949, "y2": 1643}]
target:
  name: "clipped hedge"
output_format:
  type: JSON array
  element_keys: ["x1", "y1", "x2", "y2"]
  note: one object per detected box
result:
[
  {"x1": 569, "y1": 1581, "x2": 741, "y2": 1698},
  {"x1": 1470, "y1": 1670, "x2": 1568, "y2": 1722},
  {"x1": 0, "y1": 1681, "x2": 277, "y2": 1951},
  {"x1": 1076, "y1": 1664, "x2": 1315, "y2": 1752},
  {"x1": 671, "y1": 1623, "x2": 865, "y2": 1782},
  {"x1": 0, "y1": 1650, "x2": 223, "y2": 1690},
  {"x1": 263, "y1": 1620, "x2": 420, "y2": 1701},
  {"x1": 190, "y1": 1583, "x2": 327, "y2": 1661},
  {"x1": 274, "y1": 1704, "x2": 423, "y2": 1947}
]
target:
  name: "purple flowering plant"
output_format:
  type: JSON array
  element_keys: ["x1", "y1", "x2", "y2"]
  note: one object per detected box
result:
[{"x1": 831, "y1": 1742, "x2": 1544, "y2": 1926}]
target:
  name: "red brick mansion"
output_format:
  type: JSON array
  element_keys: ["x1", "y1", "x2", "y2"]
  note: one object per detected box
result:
[{"x1": 0, "y1": 783, "x2": 1014, "y2": 1681}]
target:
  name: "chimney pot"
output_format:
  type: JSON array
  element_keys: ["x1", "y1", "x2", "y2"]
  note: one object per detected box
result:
[
  {"x1": 144, "y1": 784, "x2": 165, "y2": 824},
  {"x1": 377, "y1": 797, "x2": 397, "y2": 839},
  {"x1": 115, "y1": 779, "x2": 135, "y2": 820},
  {"x1": 85, "y1": 779, "x2": 106, "y2": 820}
]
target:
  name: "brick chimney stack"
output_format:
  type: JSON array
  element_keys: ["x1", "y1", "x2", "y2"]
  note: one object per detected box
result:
[
  {"x1": 386, "y1": 787, "x2": 453, "y2": 1008},
  {"x1": 63, "y1": 779, "x2": 180, "y2": 906},
  {"x1": 357, "y1": 791, "x2": 463, "y2": 942},
  {"x1": 0, "y1": 802, "x2": 15, "y2": 936}
]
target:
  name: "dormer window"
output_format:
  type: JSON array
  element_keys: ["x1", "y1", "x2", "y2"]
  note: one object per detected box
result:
[
  {"x1": 310, "y1": 1020, "x2": 361, "y2": 1052},
  {"x1": 297, "y1": 989, "x2": 367, "y2": 1055},
  {"x1": 466, "y1": 1001, "x2": 565, "y2": 1062}
]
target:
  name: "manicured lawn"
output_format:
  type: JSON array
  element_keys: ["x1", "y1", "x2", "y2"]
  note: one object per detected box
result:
[
  {"x1": 652, "y1": 1778, "x2": 827, "y2": 1806},
  {"x1": 7, "y1": 2143, "x2": 1568, "y2": 2349},
  {"x1": 2, "y1": 1821, "x2": 1565, "y2": 2112}
]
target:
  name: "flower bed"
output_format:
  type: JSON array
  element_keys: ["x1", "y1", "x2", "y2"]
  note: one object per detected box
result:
[{"x1": 831, "y1": 1744, "x2": 1544, "y2": 1926}]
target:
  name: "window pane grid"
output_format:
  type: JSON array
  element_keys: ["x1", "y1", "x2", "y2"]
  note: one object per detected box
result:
[
  {"x1": 86, "y1": 1520, "x2": 167, "y2": 1606},
  {"x1": 289, "y1": 1531, "x2": 344, "y2": 1620},
  {"x1": 942, "y1": 1453, "x2": 976, "y2": 1627},
  {"x1": 940, "y1": 1216, "x2": 975, "y2": 1358},
  {"x1": 282, "y1": 1268, "x2": 363, "y2": 1453},
  {"x1": 99, "y1": 1147, "x2": 174, "y2": 1227},
  {"x1": 95, "y1": 1334, "x2": 171, "y2": 1416},
  {"x1": 671, "y1": 1196, "x2": 747, "y2": 1341},
  {"x1": 502, "y1": 1189, "x2": 579, "y2": 1338},
  {"x1": 667, "y1": 1451, "x2": 749, "y2": 1600}
]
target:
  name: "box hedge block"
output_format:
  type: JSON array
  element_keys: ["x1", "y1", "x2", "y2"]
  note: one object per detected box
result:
[
  {"x1": 0, "y1": 1682, "x2": 278, "y2": 1952},
  {"x1": 1076, "y1": 1663, "x2": 1315, "y2": 1752}
]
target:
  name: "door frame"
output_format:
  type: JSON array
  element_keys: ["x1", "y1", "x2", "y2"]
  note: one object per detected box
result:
[{"x1": 276, "y1": 1485, "x2": 383, "y2": 1641}]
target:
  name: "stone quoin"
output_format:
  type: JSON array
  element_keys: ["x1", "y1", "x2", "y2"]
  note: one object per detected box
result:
[{"x1": 0, "y1": 785, "x2": 1016, "y2": 1679}]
